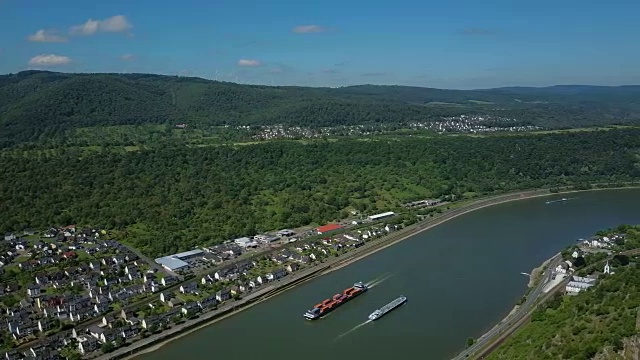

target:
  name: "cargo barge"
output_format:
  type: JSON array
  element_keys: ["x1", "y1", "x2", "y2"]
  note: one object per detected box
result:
[
  {"x1": 368, "y1": 295, "x2": 407, "y2": 321},
  {"x1": 303, "y1": 282, "x2": 368, "y2": 320}
]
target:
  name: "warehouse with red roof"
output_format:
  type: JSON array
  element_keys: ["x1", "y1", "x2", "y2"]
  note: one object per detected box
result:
[{"x1": 316, "y1": 223, "x2": 344, "y2": 234}]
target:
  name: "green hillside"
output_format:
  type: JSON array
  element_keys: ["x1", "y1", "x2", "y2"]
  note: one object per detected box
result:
[
  {"x1": 1, "y1": 71, "x2": 640, "y2": 148},
  {"x1": 2, "y1": 128, "x2": 640, "y2": 257}
]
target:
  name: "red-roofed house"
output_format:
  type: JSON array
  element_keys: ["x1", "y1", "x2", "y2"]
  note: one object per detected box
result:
[
  {"x1": 63, "y1": 251, "x2": 77, "y2": 259},
  {"x1": 316, "y1": 224, "x2": 344, "y2": 235}
]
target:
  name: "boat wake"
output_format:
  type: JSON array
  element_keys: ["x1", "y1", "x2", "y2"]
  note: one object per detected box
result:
[
  {"x1": 366, "y1": 273, "x2": 389, "y2": 286},
  {"x1": 367, "y1": 273, "x2": 394, "y2": 288},
  {"x1": 545, "y1": 197, "x2": 577, "y2": 205},
  {"x1": 334, "y1": 319, "x2": 372, "y2": 341}
]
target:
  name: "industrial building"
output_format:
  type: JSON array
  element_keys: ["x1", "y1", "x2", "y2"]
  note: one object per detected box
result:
[
  {"x1": 316, "y1": 224, "x2": 344, "y2": 234},
  {"x1": 254, "y1": 234, "x2": 280, "y2": 243},
  {"x1": 565, "y1": 275, "x2": 596, "y2": 295},
  {"x1": 276, "y1": 229, "x2": 296, "y2": 237},
  {"x1": 367, "y1": 211, "x2": 396, "y2": 221},
  {"x1": 155, "y1": 249, "x2": 204, "y2": 272},
  {"x1": 234, "y1": 237, "x2": 259, "y2": 248}
]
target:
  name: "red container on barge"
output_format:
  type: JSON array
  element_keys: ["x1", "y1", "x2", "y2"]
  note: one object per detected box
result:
[{"x1": 303, "y1": 282, "x2": 368, "y2": 320}]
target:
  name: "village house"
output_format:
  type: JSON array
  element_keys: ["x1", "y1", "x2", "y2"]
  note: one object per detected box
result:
[
  {"x1": 555, "y1": 262, "x2": 570, "y2": 274},
  {"x1": 201, "y1": 274, "x2": 215, "y2": 285},
  {"x1": 181, "y1": 302, "x2": 200, "y2": 316},
  {"x1": 197, "y1": 294, "x2": 218, "y2": 310},
  {"x1": 229, "y1": 285, "x2": 242, "y2": 296},
  {"x1": 214, "y1": 266, "x2": 238, "y2": 281},
  {"x1": 216, "y1": 289, "x2": 231, "y2": 302},
  {"x1": 94, "y1": 302, "x2": 109, "y2": 314},
  {"x1": 27, "y1": 285, "x2": 41, "y2": 297},
  {"x1": 141, "y1": 316, "x2": 160, "y2": 330},
  {"x1": 179, "y1": 282, "x2": 198, "y2": 294},
  {"x1": 160, "y1": 276, "x2": 179, "y2": 287},
  {"x1": 265, "y1": 268, "x2": 288, "y2": 281},
  {"x1": 159, "y1": 292, "x2": 175, "y2": 303},
  {"x1": 77, "y1": 336, "x2": 98, "y2": 355},
  {"x1": 101, "y1": 315, "x2": 114, "y2": 328},
  {"x1": 119, "y1": 325, "x2": 140, "y2": 339},
  {"x1": 285, "y1": 263, "x2": 299, "y2": 273},
  {"x1": 143, "y1": 281, "x2": 160, "y2": 293},
  {"x1": 37, "y1": 319, "x2": 52, "y2": 333},
  {"x1": 167, "y1": 298, "x2": 183, "y2": 308},
  {"x1": 120, "y1": 309, "x2": 135, "y2": 321}
]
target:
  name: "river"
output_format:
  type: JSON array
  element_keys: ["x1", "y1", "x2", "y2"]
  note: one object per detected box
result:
[{"x1": 135, "y1": 189, "x2": 640, "y2": 360}]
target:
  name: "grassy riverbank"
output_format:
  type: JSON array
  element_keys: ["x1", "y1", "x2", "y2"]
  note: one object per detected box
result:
[{"x1": 100, "y1": 185, "x2": 640, "y2": 360}]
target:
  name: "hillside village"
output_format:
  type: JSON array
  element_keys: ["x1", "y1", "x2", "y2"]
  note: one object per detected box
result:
[
  {"x1": 247, "y1": 114, "x2": 541, "y2": 141},
  {"x1": 0, "y1": 218, "x2": 402, "y2": 359},
  {"x1": 547, "y1": 233, "x2": 630, "y2": 296}
]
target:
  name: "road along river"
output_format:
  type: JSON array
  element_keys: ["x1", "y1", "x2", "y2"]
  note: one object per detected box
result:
[{"x1": 136, "y1": 189, "x2": 640, "y2": 360}]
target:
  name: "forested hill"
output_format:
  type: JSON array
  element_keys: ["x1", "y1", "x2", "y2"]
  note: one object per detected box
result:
[
  {"x1": 2, "y1": 128, "x2": 640, "y2": 256},
  {"x1": 1, "y1": 70, "x2": 640, "y2": 147}
]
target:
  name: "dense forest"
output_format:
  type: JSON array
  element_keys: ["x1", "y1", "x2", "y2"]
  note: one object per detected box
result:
[
  {"x1": 488, "y1": 226, "x2": 640, "y2": 360},
  {"x1": 2, "y1": 129, "x2": 640, "y2": 257},
  {"x1": 1, "y1": 71, "x2": 639, "y2": 148}
]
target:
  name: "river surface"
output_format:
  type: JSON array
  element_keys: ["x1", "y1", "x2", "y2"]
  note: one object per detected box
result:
[{"x1": 136, "y1": 189, "x2": 640, "y2": 360}]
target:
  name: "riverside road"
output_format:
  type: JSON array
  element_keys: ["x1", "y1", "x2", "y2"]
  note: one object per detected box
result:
[{"x1": 452, "y1": 254, "x2": 562, "y2": 360}]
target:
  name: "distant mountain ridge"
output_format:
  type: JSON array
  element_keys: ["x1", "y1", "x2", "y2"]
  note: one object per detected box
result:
[
  {"x1": 1, "y1": 70, "x2": 639, "y2": 148},
  {"x1": 487, "y1": 84, "x2": 640, "y2": 95}
]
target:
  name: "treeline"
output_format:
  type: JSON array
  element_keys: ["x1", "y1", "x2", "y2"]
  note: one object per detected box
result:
[
  {"x1": 1, "y1": 71, "x2": 639, "y2": 148},
  {"x1": 1, "y1": 129, "x2": 640, "y2": 257},
  {"x1": 487, "y1": 226, "x2": 640, "y2": 360}
]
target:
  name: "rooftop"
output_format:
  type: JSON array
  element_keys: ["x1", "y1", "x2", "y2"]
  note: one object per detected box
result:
[
  {"x1": 154, "y1": 256, "x2": 190, "y2": 271},
  {"x1": 369, "y1": 211, "x2": 395, "y2": 219},
  {"x1": 171, "y1": 249, "x2": 204, "y2": 258},
  {"x1": 317, "y1": 224, "x2": 344, "y2": 233}
]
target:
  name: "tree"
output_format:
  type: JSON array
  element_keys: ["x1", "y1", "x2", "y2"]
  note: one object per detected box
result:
[
  {"x1": 60, "y1": 347, "x2": 82, "y2": 360},
  {"x1": 0, "y1": 294, "x2": 20, "y2": 308},
  {"x1": 466, "y1": 337, "x2": 475, "y2": 348},
  {"x1": 612, "y1": 254, "x2": 630, "y2": 267},
  {"x1": 115, "y1": 337, "x2": 125, "y2": 348},
  {"x1": 101, "y1": 342, "x2": 115, "y2": 353},
  {"x1": 573, "y1": 256, "x2": 586, "y2": 268}
]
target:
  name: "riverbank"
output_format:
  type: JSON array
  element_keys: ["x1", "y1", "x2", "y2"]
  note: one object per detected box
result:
[
  {"x1": 453, "y1": 252, "x2": 563, "y2": 360},
  {"x1": 469, "y1": 276, "x2": 571, "y2": 360},
  {"x1": 101, "y1": 185, "x2": 639, "y2": 360},
  {"x1": 527, "y1": 256, "x2": 555, "y2": 288}
]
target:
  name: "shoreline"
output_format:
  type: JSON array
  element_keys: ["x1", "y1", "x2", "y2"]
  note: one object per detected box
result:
[
  {"x1": 527, "y1": 256, "x2": 554, "y2": 288},
  {"x1": 110, "y1": 185, "x2": 639, "y2": 360},
  {"x1": 491, "y1": 252, "x2": 559, "y2": 332}
]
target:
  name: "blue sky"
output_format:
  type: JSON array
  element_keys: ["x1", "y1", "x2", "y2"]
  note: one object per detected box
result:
[{"x1": 0, "y1": 0, "x2": 639, "y2": 89}]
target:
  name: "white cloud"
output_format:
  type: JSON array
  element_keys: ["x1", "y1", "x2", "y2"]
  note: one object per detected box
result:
[
  {"x1": 70, "y1": 15, "x2": 132, "y2": 36},
  {"x1": 28, "y1": 54, "x2": 71, "y2": 66},
  {"x1": 238, "y1": 59, "x2": 262, "y2": 67},
  {"x1": 28, "y1": 29, "x2": 68, "y2": 43},
  {"x1": 70, "y1": 19, "x2": 99, "y2": 35},
  {"x1": 292, "y1": 25, "x2": 326, "y2": 33},
  {"x1": 120, "y1": 54, "x2": 135, "y2": 61},
  {"x1": 100, "y1": 15, "x2": 132, "y2": 33}
]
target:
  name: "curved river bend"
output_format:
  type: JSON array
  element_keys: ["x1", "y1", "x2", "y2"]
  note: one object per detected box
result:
[{"x1": 136, "y1": 189, "x2": 640, "y2": 360}]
